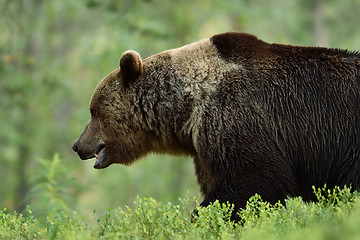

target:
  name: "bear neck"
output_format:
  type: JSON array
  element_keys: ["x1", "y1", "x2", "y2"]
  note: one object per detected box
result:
[
  {"x1": 131, "y1": 57, "x2": 196, "y2": 157},
  {"x1": 135, "y1": 39, "x2": 241, "y2": 157}
]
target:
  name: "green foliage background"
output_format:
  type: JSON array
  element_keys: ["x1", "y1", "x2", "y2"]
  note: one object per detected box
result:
[{"x1": 0, "y1": 0, "x2": 359, "y2": 233}]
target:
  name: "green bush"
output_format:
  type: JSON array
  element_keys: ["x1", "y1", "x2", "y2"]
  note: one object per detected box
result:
[
  {"x1": 27, "y1": 153, "x2": 77, "y2": 220},
  {"x1": 2, "y1": 187, "x2": 360, "y2": 239}
]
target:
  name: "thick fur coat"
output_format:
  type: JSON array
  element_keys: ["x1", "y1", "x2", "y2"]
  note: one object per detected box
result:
[{"x1": 73, "y1": 32, "x2": 360, "y2": 219}]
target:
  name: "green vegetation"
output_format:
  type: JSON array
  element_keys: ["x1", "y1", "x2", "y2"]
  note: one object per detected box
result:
[{"x1": 2, "y1": 187, "x2": 360, "y2": 239}]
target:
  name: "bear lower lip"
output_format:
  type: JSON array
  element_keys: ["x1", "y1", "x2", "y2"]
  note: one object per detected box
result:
[{"x1": 93, "y1": 147, "x2": 107, "y2": 169}]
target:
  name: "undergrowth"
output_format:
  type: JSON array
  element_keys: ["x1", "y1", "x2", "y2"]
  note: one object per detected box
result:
[
  {"x1": 2, "y1": 186, "x2": 360, "y2": 240},
  {"x1": 3, "y1": 155, "x2": 360, "y2": 239}
]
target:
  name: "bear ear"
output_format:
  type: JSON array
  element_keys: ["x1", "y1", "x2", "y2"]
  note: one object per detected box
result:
[{"x1": 119, "y1": 50, "x2": 143, "y2": 86}]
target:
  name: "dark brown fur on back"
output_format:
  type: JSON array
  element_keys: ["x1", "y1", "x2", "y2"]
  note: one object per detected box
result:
[
  {"x1": 211, "y1": 32, "x2": 359, "y2": 65},
  {"x1": 200, "y1": 33, "x2": 360, "y2": 216}
]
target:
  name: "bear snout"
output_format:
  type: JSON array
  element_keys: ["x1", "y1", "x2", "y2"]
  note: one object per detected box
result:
[
  {"x1": 72, "y1": 139, "x2": 93, "y2": 160},
  {"x1": 72, "y1": 142, "x2": 78, "y2": 152},
  {"x1": 72, "y1": 137, "x2": 106, "y2": 162}
]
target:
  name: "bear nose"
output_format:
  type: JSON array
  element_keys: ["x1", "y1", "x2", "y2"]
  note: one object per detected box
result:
[{"x1": 72, "y1": 142, "x2": 78, "y2": 152}]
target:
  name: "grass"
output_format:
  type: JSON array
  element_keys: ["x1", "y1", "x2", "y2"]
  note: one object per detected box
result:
[{"x1": 2, "y1": 186, "x2": 360, "y2": 239}]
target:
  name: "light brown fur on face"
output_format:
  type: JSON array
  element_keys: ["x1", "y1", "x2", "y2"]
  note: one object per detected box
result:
[
  {"x1": 89, "y1": 70, "x2": 153, "y2": 167},
  {"x1": 73, "y1": 51, "x2": 153, "y2": 168}
]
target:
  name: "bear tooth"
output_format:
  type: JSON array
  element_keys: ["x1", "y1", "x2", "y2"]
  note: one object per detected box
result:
[{"x1": 94, "y1": 153, "x2": 99, "y2": 159}]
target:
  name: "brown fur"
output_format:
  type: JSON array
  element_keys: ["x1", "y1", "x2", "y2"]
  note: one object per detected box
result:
[{"x1": 73, "y1": 32, "x2": 360, "y2": 220}]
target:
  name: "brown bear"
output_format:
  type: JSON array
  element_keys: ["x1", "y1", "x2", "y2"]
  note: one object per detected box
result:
[{"x1": 73, "y1": 32, "x2": 360, "y2": 220}]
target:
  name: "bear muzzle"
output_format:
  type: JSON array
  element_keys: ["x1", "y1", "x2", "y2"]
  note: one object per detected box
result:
[{"x1": 72, "y1": 140, "x2": 109, "y2": 169}]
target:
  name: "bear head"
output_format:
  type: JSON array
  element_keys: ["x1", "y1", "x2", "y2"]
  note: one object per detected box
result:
[{"x1": 72, "y1": 50, "x2": 151, "y2": 169}]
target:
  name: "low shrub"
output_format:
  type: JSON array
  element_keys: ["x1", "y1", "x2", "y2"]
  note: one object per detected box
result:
[{"x1": 2, "y1": 186, "x2": 360, "y2": 239}]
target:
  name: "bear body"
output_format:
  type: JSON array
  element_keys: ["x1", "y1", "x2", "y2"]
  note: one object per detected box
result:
[{"x1": 73, "y1": 32, "x2": 360, "y2": 219}]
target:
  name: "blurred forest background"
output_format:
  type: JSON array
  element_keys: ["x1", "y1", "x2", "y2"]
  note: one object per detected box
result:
[{"x1": 0, "y1": 0, "x2": 359, "y2": 220}]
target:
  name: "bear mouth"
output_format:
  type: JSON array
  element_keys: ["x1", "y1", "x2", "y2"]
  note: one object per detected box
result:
[{"x1": 92, "y1": 144, "x2": 108, "y2": 169}]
